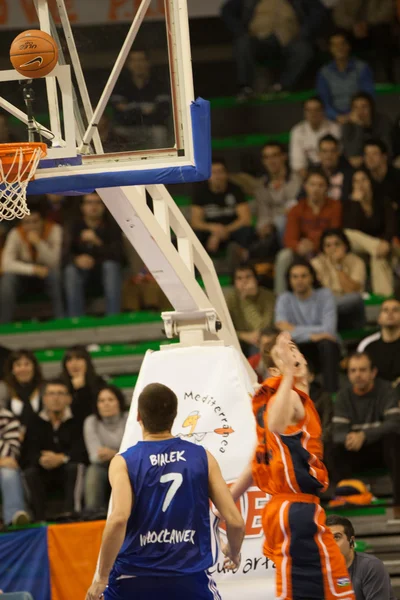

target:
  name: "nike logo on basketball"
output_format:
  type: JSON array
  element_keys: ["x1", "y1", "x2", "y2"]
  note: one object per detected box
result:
[{"x1": 20, "y1": 57, "x2": 43, "y2": 68}]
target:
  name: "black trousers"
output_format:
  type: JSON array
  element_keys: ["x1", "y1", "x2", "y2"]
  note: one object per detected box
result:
[
  {"x1": 24, "y1": 462, "x2": 83, "y2": 521},
  {"x1": 329, "y1": 434, "x2": 400, "y2": 506},
  {"x1": 298, "y1": 340, "x2": 340, "y2": 394}
]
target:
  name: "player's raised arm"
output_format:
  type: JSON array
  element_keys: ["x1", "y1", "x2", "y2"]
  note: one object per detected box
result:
[
  {"x1": 207, "y1": 450, "x2": 245, "y2": 569},
  {"x1": 86, "y1": 455, "x2": 133, "y2": 600},
  {"x1": 267, "y1": 333, "x2": 306, "y2": 433}
]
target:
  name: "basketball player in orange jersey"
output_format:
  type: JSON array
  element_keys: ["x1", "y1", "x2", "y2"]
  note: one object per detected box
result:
[{"x1": 228, "y1": 332, "x2": 354, "y2": 600}]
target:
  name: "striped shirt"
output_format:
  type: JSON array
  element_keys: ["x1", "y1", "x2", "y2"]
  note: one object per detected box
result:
[{"x1": 0, "y1": 408, "x2": 22, "y2": 459}]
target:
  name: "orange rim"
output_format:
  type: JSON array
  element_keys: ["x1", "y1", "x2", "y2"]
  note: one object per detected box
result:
[{"x1": 0, "y1": 142, "x2": 47, "y2": 165}]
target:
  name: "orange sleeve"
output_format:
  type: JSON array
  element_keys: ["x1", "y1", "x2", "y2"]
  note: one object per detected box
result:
[{"x1": 284, "y1": 204, "x2": 301, "y2": 250}]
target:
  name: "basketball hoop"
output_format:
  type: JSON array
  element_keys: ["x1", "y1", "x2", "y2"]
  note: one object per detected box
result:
[{"x1": 0, "y1": 142, "x2": 47, "y2": 221}]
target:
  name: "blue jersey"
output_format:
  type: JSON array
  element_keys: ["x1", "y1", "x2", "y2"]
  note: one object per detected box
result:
[{"x1": 112, "y1": 437, "x2": 219, "y2": 577}]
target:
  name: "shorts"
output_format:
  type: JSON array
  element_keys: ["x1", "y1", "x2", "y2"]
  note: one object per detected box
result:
[
  {"x1": 104, "y1": 570, "x2": 221, "y2": 600},
  {"x1": 263, "y1": 494, "x2": 355, "y2": 600}
]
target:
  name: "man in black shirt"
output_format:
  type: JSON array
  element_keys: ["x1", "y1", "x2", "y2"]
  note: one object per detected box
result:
[
  {"x1": 358, "y1": 299, "x2": 400, "y2": 385},
  {"x1": 327, "y1": 515, "x2": 396, "y2": 599},
  {"x1": 24, "y1": 379, "x2": 87, "y2": 521},
  {"x1": 191, "y1": 157, "x2": 254, "y2": 255},
  {"x1": 331, "y1": 352, "x2": 400, "y2": 519}
]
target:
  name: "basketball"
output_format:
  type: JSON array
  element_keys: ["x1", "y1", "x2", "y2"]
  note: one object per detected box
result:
[{"x1": 10, "y1": 29, "x2": 58, "y2": 78}]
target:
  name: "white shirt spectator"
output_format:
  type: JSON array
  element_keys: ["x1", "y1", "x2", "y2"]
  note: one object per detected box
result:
[{"x1": 290, "y1": 119, "x2": 341, "y2": 173}]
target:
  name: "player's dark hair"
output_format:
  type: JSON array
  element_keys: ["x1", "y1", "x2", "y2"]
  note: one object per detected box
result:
[
  {"x1": 286, "y1": 258, "x2": 319, "y2": 291},
  {"x1": 326, "y1": 515, "x2": 355, "y2": 541},
  {"x1": 318, "y1": 134, "x2": 339, "y2": 148},
  {"x1": 319, "y1": 228, "x2": 351, "y2": 254},
  {"x1": 304, "y1": 167, "x2": 330, "y2": 187},
  {"x1": 43, "y1": 378, "x2": 70, "y2": 394},
  {"x1": 363, "y1": 138, "x2": 388, "y2": 155},
  {"x1": 138, "y1": 383, "x2": 178, "y2": 433},
  {"x1": 348, "y1": 351, "x2": 375, "y2": 370},
  {"x1": 95, "y1": 384, "x2": 126, "y2": 420},
  {"x1": 232, "y1": 263, "x2": 258, "y2": 282},
  {"x1": 211, "y1": 156, "x2": 227, "y2": 169}
]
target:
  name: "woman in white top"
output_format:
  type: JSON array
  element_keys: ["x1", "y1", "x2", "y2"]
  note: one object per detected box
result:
[
  {"x1": 83, "y1": 385, "x2": 128, "y2": 512},
  {"x1": 4, "y1": 349, "x2": 43, "y2": 431}
]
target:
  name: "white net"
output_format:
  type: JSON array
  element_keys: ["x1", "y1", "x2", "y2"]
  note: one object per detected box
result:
[{"x1": 0, "y1": 145, "x2": 46, "y2": 221}]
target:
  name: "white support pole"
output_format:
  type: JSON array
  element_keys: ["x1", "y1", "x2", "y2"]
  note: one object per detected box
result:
[
  {"x1": 78, "y1": 0, "x2": 152, "y2": 154},
  {"x1": 0, "y1": 97, "x2": 54, "y2": 141},
  {"x1": 35, "y1": 0, "x2": 63, "y2": 148},
  {"x1": 55, "y1": 0, "x2": 103, "y2": 155}
]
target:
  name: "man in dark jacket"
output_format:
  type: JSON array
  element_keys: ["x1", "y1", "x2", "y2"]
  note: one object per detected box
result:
[
  {"x1": 62, "y1": 192, "x2": 125, "y2": 317},
  {"x1": 331, "y1": 352, "x2": 400, "y2": 519},
  {"x1": 221, "y1": 0, "x2": 327, "y2": 99},
  {"x1": 24, "y1": 379, "x2": 87, "y2": 521}
]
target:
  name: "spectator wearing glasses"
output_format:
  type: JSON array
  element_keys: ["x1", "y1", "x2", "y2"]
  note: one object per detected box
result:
[
  {"x1": 289, "y1": 96, "x2": 341, "y2": 180},
  {"x1": 63, "y1": 192, "x2": 125, "y2": 317}
]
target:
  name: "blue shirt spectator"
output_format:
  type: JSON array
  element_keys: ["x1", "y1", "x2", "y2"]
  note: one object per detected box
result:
[
  {"x1": 317, "y1": 31, "x2": 375, "y2": 123},
  {"x1": 275, "y1": 258, "x2": 340, "y2": 393}
]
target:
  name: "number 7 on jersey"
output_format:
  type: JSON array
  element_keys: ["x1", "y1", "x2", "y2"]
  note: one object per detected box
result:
[{"x1": 160, "y1": 473, "x2": 183, "y2": 512}]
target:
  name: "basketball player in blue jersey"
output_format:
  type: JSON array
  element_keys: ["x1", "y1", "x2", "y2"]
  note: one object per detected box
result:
[{"x1": 86, "y1": 382, "x2": 245, "y2": 600}]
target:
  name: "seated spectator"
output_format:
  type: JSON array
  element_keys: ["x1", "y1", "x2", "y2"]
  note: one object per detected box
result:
[
  {"x1": 333, "y1": 0, "x2": 396, "y2": 83},
  {"x1": 226, "y1": 264, "x2": 275, "y2": 357},
  {"x1": 63, "y1": 192, "x2": 125, "y2": 317},
  {"x1": 0, "y1": 408, "x2": 30, "y2": 527},
  {"x1": 327, "y1": 515, "x2": 397, "y2": 598},
  {"x1": 317, "y1": 134, "x2": 353, "y2": 201},
  {"x1": 311, "y1": 228, "x2": 366, "y2": 330},
  {"x1": 358, "y1": 299, "x2": 400, "y2": 386},
  {"x1": 274, "y1": 168, "x2": 342, "y2": 294},
  {"x1": 111, "y1": 49, "x2": 171, "y2": 149},
  {"x1": 61, "y1": 345, "x2": 106, "y2": 429},
  {"x1": 3, "y1": 350, "x2": 43, "y2": 431},
  {"x1": 343, "y1": 168, "x2": 395, "y2": 296},
  {"x1": 98, "y1": 114, "x2": 126, "y2": 153},
  {"x1": 253, "y1": 142, "x2": 301, "y2": 250},
  {"x1": 45, "y1": 193, "x2": 79, "y2": 226},
  {"x1": 191, "y1": 158, "x2": 253, "y2": 257},
  {"x1": 83, "y1": 385, "x2": 128, "y2": 512},
  {"x1": 248, "y1": 326, "x2": 279, "y2": 382},
  {"x1": 290, "y1": 96, "x2": 341, "y2": 179},
  {"x1": 363, "y1": 138, "x2": 400, "y2": 216},
  {"x1": 221, "y1": 0, "x2": 327, "y2": 100},
  {"x1": 317, "y1": 30, "x2": 375, "y2": 124},
  {"x1": 331, "y1": 352, "x2": 400, "y2": 518},
  {"x1": 24, "y1": 378, "x2": 87, "y2": 521},
  {"x1": 342, "y1": 93, "x2": 392, "y2": 168},
  {"x1": 0, "y1": 200, "x2": 64, "y2": 323},
  {"x1": 275, "y1": 258, "x2": 341, "y2": 393},
  {"x1": 307, "y1": 362, "x2": 333, "y2": 443}
]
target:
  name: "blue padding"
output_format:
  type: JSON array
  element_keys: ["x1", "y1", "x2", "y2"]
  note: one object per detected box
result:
[
  {"x1": 0, "y1": 527, "x2": 50, "y2": 600},
  {"x1": 27, "y1": 97, "x2": 211, "y2": 196}
]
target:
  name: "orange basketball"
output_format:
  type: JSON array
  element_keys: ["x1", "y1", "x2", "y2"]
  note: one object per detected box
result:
[{"x1": 10, "y1": 29, "x2": 58, "y2": 78}]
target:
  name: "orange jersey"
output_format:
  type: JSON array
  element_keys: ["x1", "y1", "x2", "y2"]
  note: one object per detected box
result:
[{"x1": 251, "y1": 375, "x2": 329, "y2": 497}]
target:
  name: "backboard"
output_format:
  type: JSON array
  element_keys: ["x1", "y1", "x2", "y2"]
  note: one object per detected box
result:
[{"x1": 0, "y1": 0, "x2": 211, "y2": 195}]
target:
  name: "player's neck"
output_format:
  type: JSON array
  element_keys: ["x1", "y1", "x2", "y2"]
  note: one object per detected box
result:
[{"x1": 143, "y1": 430, "x2": 174, "y2": 442}]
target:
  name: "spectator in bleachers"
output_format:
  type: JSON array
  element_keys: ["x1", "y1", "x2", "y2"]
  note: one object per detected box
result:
[
  {"x1": 253, "y1": 142, "x2": 301, "y2": 250},
  {"x1": 221, "y1": 0, "x2": 327, "y2": 101},
  {"x1": 363, "y1": 138, "x2": 400, "y2": 213},
  {"x1": 111, "y1": 49, "x2": 171, "y2": 149},
  {"x1": 45, "y1": 193, "x2": 78, "y2": 226},
  {"x1": 307, "y1": 362, "x2": 333, "y2": 443},
  {"x1": 275, "y1": 258, "x2": 341, "y2": 392},
  {"x1": 317, "y1": 134, "x2": 353, "y2": 201},
  {"x1": 0, "y1": 408, "x2": 30, "y2": 527},
  {"x1": 327, "y1": 515, "x2": 397, "y2": 598},
  {"x1": 331, "y1": 352, "x2": 400, "y2": 518},
  {"x1": 358, "y1": 299, "x2": 400, "y2": 386},
  {"x1": 98, "y1": 114, "x2": 126, "y2": 154},
  {"x1": 343, "y1": 168, "x2": 395, "y2": 296},
  {"x1": 3, "y1": 350, "x2": 43, "y2": 431},
  {"x1": 83, "y1": 385, "x2": 128, "y2": 513},
  {"x1": 333, "y1": 0, "x2": 396, "y2": 83},
  {"x1": 316, "y1": 30, "x2": 375, "y2": 124},
  {"x1": 63, "y1": 192, "x2": 124, "y2": 317},
  {"x1": 274, "y1": 168, "x2": 342, "y2": 294},
  {"x1": 0, "y1": 113, "x2": 16, "y2": 143},
  {"x1": 290, "y1": 96, "x2": 341, "y2": 179},
  {"x1": 61, "y1": 345, "x2": 106, "y2": 429},
  {"x1": 342, "y1": 93, "x2": 392, "y2": 168},
  {"x1": 248, "y1": 326, "x2": 279, "y2": 382},
  {"x1": 311, "y1": 228, "x2": 366, "y2": 330},
  {"x1": 226, "y1": 264, "x2": 275, "y2": 357},
  {"x1": 191, "y1": 158, "x2": 253, "y2": 257},
  {"x1": 0, "y1": 200, "x2": 64, "y2": 323},
  {"x1": 24, "y1": 378, "x2": 87, "y2": 522}
]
